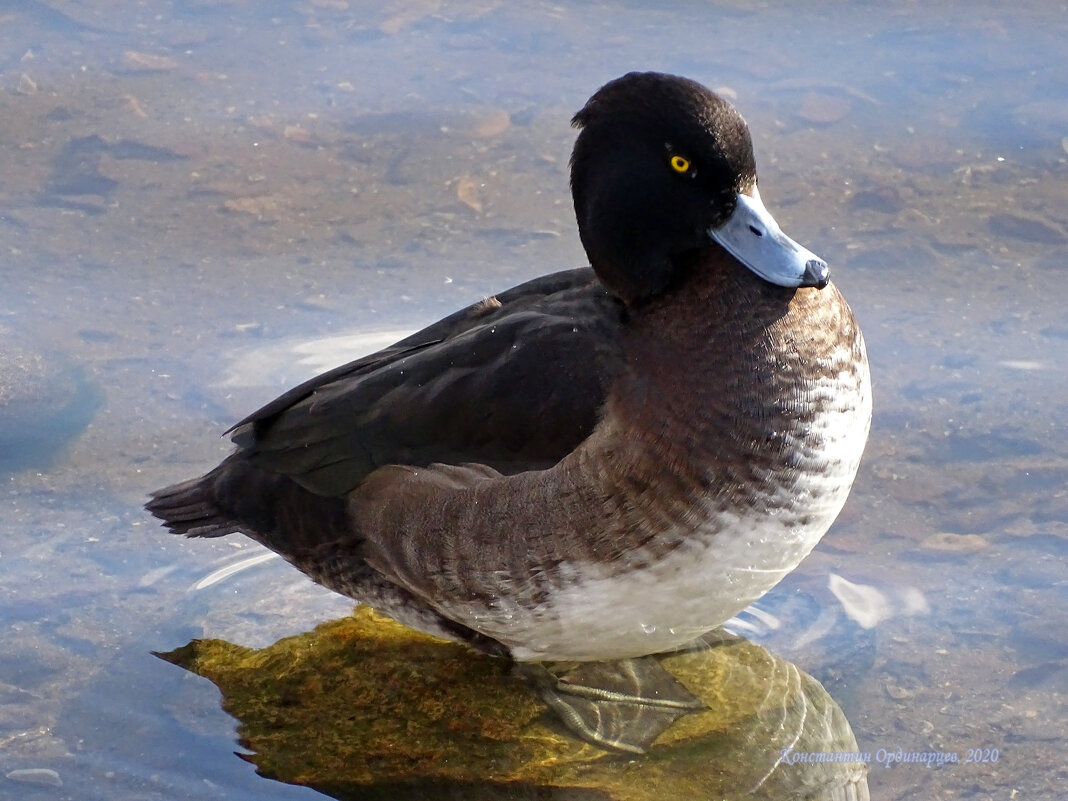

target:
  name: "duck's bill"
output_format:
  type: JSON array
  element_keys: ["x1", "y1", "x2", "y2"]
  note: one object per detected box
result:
[{"x1": 708, "y1": 189, "x2": 829, "y2": 289}]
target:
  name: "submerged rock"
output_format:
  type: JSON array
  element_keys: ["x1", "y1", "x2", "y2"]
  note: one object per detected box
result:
[
  {"x1": 159, "y1": 607, "x2": 869, "y2": 800},
  {"x1": 920, "y1": 532, "x2": 990, "y2": 555},
  {"x1": 0, "y1": 327, "x2": 103, "y2": 474},
  {"x1": 5, "y1": 768, "x2": 63, "y2": 787}
]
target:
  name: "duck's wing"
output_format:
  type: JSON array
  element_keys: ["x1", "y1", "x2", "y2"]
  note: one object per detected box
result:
[{"x1": 228, "y1": 268, "x2": 626, "y2": 497}]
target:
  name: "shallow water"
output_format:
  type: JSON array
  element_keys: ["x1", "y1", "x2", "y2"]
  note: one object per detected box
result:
[{"x1": 1, "y1": 1, "x2": 1066, "y2": 799}]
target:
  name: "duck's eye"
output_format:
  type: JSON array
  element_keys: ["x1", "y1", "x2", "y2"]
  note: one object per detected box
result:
[{"x1": 669, "y1": 154, "x2": 691, "y2": 174}]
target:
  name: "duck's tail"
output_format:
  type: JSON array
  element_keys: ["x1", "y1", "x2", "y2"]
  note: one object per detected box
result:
[
  {"x1": 146, "y1": 458, "x2": 504, "y2": 655},
  {"x1": 145, "y1": 457, "x2": 350, "y2": 552},
  {"x1": 145, "y1": 468, "x2": 243, "y2": 538}
]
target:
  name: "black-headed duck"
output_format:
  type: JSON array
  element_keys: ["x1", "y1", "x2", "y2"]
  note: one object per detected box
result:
[{"x1": 148, "y1": 72, "x2": 871, "y2": 746}]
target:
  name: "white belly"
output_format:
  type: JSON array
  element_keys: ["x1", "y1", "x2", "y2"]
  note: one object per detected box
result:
[{"x1": 503, "y1": 505, "x2": 841, "y2": 662}]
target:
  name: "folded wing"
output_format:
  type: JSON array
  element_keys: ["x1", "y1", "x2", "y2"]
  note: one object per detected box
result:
[{"x1": 229, "y1": 268, "x2": 627, "y2": 497}]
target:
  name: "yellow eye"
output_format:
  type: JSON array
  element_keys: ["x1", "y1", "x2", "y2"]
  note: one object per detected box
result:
[{"x1": 669, "y1": 154, "x2": 691, "y2": 174}]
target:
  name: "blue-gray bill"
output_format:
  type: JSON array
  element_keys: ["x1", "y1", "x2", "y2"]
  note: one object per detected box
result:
[{"x1": 709, "y1": 188, "x2": 829, "y2": 289}]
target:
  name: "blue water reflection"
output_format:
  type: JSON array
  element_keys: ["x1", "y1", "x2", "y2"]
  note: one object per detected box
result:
[{"x1": 1, "y1": 1, "x2": 1065, "y2": 799}]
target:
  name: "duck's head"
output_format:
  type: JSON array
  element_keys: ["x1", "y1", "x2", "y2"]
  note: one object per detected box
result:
[{"x1": 570, "y1": 72, "x2": 828, "y2": 305}]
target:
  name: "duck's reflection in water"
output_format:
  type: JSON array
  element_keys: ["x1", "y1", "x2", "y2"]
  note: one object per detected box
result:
[{"x1": 158, "y1": 608, "x2": 869, "y2": 801}]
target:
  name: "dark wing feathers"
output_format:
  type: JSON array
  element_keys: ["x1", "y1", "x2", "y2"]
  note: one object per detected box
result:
[{"x1": 230, "y1": 268, "x2": 626, "y2": 497}]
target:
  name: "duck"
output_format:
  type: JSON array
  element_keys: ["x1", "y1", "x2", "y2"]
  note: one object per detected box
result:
[{"x1": 148, "y1": 71, "x2": 871, "y2": 750}]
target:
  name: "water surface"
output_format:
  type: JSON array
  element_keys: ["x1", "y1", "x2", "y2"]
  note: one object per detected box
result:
[{"x1": 2, "y1": 1, "x2": 1066, "y2": 799}]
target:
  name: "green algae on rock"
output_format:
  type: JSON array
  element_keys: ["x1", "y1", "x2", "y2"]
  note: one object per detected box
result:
[{"x1": 158, "y1": 607, "x2": 868, "y2": 800}]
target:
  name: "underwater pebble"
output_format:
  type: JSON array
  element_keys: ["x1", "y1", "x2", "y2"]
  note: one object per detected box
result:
[
  {"x1": 455, "y1": 175, "x2": 483, "y2": 213},
  {"x1": 850, "y1": 185, "x2": 904, "y2": 214},
  {"x1": 16, "y1": 73, "x2": 38, "y2": 95},
  {"x1": 283, "y1": 124, "x2": 313, "y2": 144},
  {"x1": 920, "y1": 532, "x2": 989, "y2": 554},
  {"x1": 882, "y1": 669, "x2": 927, "y2": 702},
  {"x1": 122, "y1": 50, "x2": 177, "y2": 71},
  {"x1": 6, "y1": 768, "x2": 63, "y2": 787},
  {"x1": 222, "y1": 195, "x2": 283, "y2": 219},
  {"x1": 470, "y1": 108, "x2": 511, "y2": 139},
  {"x1": 797, "y1": 93, "x2": 851, "y2": 124},
  {"x1": 988, "y1": 212, "x2": 1067, "y2": 244},
  {"x1": 884, "y1": 681, "x2": 913, "y2": 701},
  {"x1": 379, "y1": 0, "x2": 440, "y2": 35}
]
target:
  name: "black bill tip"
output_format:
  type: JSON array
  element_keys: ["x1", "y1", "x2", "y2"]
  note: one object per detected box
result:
[{"x1": 801, "y1": 258, "x2": 830, "y2": 289}]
